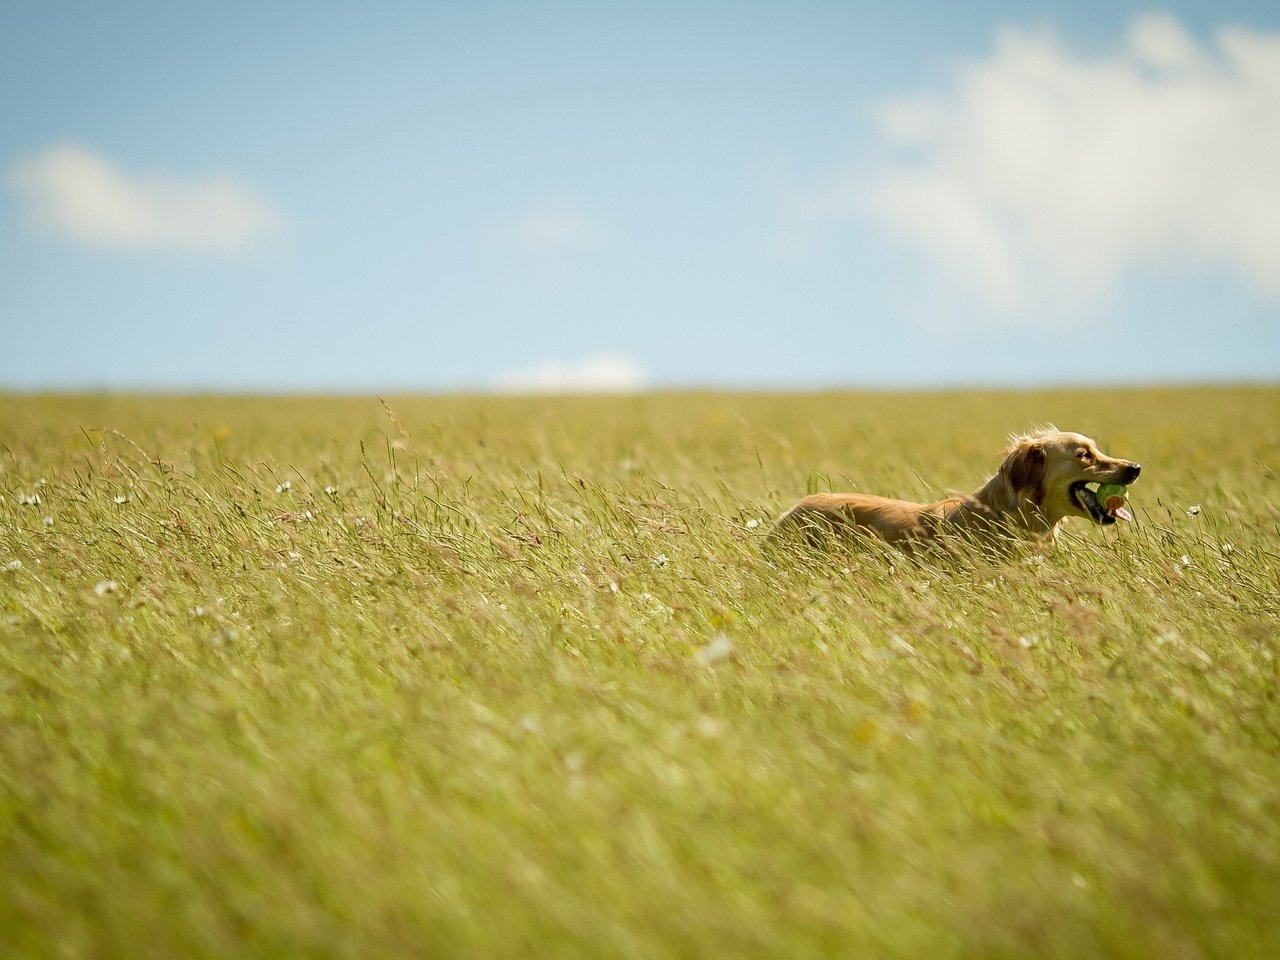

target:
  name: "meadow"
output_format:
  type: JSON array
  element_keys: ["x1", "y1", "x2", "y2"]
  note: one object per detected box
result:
[{"x1": 1, "y1": 387, "x2": 1278, "y2": 958}]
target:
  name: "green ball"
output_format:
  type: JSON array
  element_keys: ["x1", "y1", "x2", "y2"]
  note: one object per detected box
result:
[{"x1": 1096, "y1": 483, "x2": 1129, "y2": 500}]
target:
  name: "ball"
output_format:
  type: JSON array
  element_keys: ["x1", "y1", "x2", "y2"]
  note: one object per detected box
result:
[
  {"x1": 1096, "y1": 483, "x2": 1132, "y2": 521},
  {"x1": 1096, "y1": 483, "x2": 1128, "y2": 502}
]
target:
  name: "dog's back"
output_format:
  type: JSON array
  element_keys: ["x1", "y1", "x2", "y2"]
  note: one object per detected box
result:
[{"x1": 770, "y1": 493, "x2": 947, "y2": 546}]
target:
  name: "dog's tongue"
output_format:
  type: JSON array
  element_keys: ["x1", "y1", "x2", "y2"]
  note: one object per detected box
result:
[{"x1": 1104, "y1": 494, "x2": 1133, "y2": 522}]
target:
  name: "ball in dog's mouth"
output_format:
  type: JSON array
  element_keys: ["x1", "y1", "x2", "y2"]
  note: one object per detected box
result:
[{"x1": 1071, "y1": 481, "x2": 1131, "y2": 524}]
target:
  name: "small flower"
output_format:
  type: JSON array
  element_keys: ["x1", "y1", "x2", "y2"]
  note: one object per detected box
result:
[
  {"x1": 287, "y1": 551, "x2": 303, "y2": 562},
  {"x1": 93, "y1": 579, "x2": 120, "y2": 596},
  {"x1": 324, "y1": 485, "x2": 339, "y2": 496},
  {"x1": 4, "y1": 559, "x2": 22, "y2": 571},
  {"x1": 745, "y1": 518, "x2": 760, "y2": 530},
  {"x1": 275, "y1": 480, "x2": 292, "y2": 493},
  {"x1": 1220, "y1": 542, "x2": 1235, "y2": 555},
  {"x1": 1187, "y1": 504, "x2": 1201, "y2": 517},
  {"x1": 695, "y1": 716, "x2": 724, "y2": 739},
  {"x1": 652, "y1": 554, "x2": 669, "y2": 567},
  {"x1": 693, "y1": 634, "x2": 734, "y2": 666},
  {"x1": 17, "y1": 493, "x2": 41, "y2": 506},
  {"x1": 42, "y1": 516, "x2": 54, "y2": 527},
  {"x1": 112, "y1": 495, "x2": 130, "y2": 505}
]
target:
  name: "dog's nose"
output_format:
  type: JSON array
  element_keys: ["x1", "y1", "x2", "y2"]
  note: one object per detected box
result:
[{"x1": 1125, "y1": 463, "x2": 1141, "y2": 482}]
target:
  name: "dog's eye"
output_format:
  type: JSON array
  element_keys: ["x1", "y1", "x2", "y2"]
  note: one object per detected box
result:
[{"x1": 1076, "y1": 448, "x2": 1093, "y2": 461}]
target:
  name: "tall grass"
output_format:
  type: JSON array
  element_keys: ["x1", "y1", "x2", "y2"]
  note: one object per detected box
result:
[{"x1": 2, "y1": 387, "x2": 1278, "y2": 958}]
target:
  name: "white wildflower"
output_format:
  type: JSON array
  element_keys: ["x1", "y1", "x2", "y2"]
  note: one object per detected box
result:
[
  {"x1": 5, "y1": 559, "x2": 22, "y2": 571},
  {"x1": 1220, "y1": 542, "x2": 1235, "y2": 555},
  {"x1": 42, "y1": 516, "x2": 54, "y2": 527},
  {"x1": 287, "y1": 551, "x2": 302, "y2": 562},
  {"x1": 745, "y1": 518, "x2": 760, "y2": 530},
  {"x1": 693, "y1": 634, "x2": 734, "y2": 666},
  {"x1": 18, "y1": 493, "x2": 40, "y2": 506},
  {"x1": 275, "y1": 480, "x2": 292, "y2": 493},
  {"x1": 324, "y1": 485, "x2": 339, "y2": 496},
  {"x1": 112, "y1": 495, "x2": 130, "y2": 505},
  {"x1": 93, "y1": 580, "x2": 119, "y2": 596},
  {"x1": 209, "y1": 626, "x2": 238, "y2": 647},
  {"x1": 695, "y1": 716, "x2": 724, "y2": 739},
  {"x1": 652, "y1": 554, "x2": 668, "y2": 567},
  {"x1": 1187, "y1": 504, "x2": 1201, "y2": 517}
]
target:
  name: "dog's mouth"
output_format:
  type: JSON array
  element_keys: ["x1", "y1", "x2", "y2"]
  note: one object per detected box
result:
[{"x1": 1070, "y1": 481, "x2": 1124, "y2": 525}]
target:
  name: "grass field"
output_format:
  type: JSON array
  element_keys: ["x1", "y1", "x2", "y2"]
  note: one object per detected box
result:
[{"x1": 2, "y1": 387, "x2": 1278, "y2": 958}]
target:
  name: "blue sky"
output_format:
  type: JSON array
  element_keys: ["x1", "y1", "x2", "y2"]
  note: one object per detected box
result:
[{"x1": 2, "y1": 1, "x2": 1278, "y2": 392}]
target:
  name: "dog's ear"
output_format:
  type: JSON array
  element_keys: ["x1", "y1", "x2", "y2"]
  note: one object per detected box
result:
[{"x1": 1002, "y1": 440, "x2": 1046, "y2": 502}]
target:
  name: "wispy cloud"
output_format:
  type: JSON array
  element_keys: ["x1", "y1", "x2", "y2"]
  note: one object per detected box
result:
[
  {"x1": 8, "y1": 143, "x2": 282, "y2": 253},
  {"x1": 491, "y1": 355, "x2": 647, "y2": 393},
  {"x1": 861, "y1": 13, "x2": 1280, "y2": 324},
  {"x1": 498, "y1": 198, "x2": 603, "y2": 256}
]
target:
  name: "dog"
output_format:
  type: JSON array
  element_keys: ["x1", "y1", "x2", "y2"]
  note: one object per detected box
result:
[{"x1": 769, "y1": 428, "x2": 1140, "y2": 551}]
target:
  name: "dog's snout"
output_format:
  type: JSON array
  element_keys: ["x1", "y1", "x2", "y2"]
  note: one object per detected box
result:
[{"x1": 1124, "y1": 463, "x2": 1141, "y2": 482}]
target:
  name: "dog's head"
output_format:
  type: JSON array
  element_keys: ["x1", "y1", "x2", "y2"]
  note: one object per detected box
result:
[{"x1": 1000, "y1": 429, "x2": 1141, "y2": 527}]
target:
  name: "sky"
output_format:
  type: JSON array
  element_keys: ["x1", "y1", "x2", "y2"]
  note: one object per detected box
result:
[{"x1": 2, "y1": 1, "x2": 1278, "y2": 393}]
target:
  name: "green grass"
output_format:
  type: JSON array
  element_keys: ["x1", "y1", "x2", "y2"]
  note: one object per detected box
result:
[{"x1": 2, "y1": 387, "x2": 1278, "y2": 958}]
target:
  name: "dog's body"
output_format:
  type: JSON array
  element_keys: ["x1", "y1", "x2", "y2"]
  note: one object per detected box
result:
[{"x1": 770, "y1": 429, "x2": 1140, "y2": 551}]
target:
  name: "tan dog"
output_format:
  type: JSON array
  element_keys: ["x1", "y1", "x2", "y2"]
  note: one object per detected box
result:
[{"x1": 770, "y1": 429, "x2": 1141, "y2": 550}]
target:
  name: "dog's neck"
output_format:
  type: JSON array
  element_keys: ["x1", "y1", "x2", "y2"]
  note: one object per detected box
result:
[{"x1": 964, "y1": 472, "x2": 1064, "y2": 542}]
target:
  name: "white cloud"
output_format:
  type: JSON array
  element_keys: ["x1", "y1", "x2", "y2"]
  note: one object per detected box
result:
[
  {"x1": 8, "y1": 143, "x2": 282, "y2": 253},
  {"x1": 491, "y1": 355, "x2": 648, "y2": 393},
  {"x1": 499, "y1": 199, "x2": 602, "y2": 255},
  {"x1": 864, "y1": 13, "x2": 1280, "y2": 323}
]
